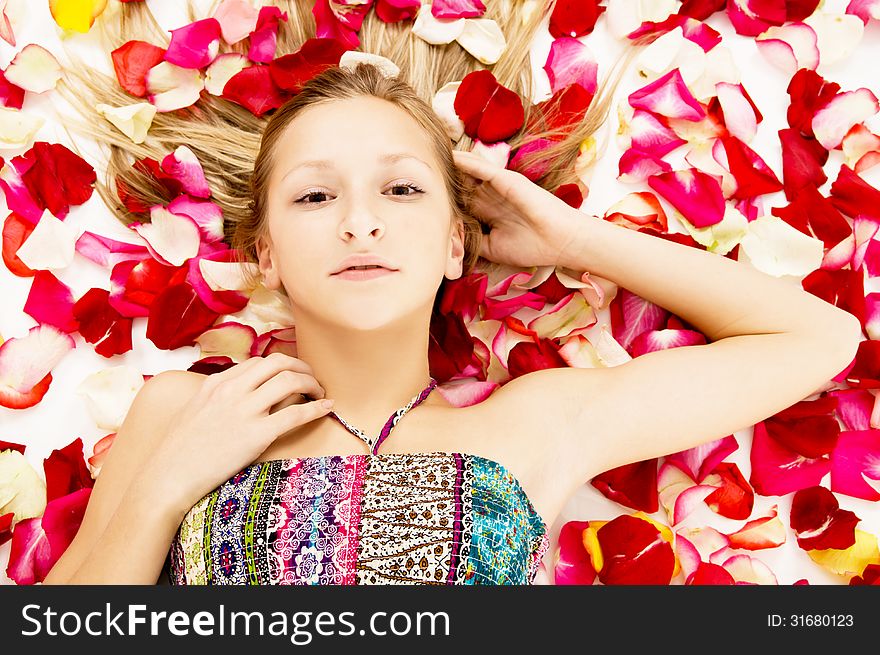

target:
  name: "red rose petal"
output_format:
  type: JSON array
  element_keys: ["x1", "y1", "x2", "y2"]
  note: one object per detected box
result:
[
  {"x1": 72, "y1": 287, "x2": 135, "y2": 358},
  {"x1": 454, "y1": 69, "x2": 524, "y2": 144},
  {"x1": 2, "y1": 211, "x2": 38, "y2": 276},
  {"x1": 549, "y1": 0, "x2": 605, "y2": 39},
  {"x1": 145, "y1": 281, "x2": 221, "y2": 350},
  {"x1": 703, "y1": 462, "x2": 755, "y2": 520},
  {"x1": 43, "y1": 438, "x2": 94, "y2": 503},
  {"x1": 596, "y1": 514, "x2": 675, "y2": 585},
  {"x1": 222, "y1": 64, "x2": 288, "y2": 116},
  {"x1": 790, "y1": 485, "x2": 859, "y2": 550},
  {"x1": 591, "y1": 459, "x2": 659, "y2": 513},
  {"x1": 111, "y1": 40, "x2": 166, "y2": 97}
]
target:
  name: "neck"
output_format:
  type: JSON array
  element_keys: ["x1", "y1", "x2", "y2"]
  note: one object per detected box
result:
[{"x1": 292, "y1": 308, "x2": 437, "y2": 436}]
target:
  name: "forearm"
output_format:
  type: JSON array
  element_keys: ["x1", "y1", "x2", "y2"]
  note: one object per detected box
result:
[
  {"x1": 559, "y1": 212, "x2": 861, "y2": 343},
  {"x1": 52, "y1": 474, "x2": 185, "y2": 585}
]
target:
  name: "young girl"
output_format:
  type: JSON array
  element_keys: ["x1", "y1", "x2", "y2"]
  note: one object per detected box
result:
[{"x1": 44, "y1": 0, "x2": 860, "y2": 585}]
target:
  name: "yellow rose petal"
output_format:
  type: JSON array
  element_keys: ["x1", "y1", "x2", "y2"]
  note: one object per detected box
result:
[
  {"x1": 807, "y1": 529, "x2": 880, "y2": 577},
  {"x1": 49, "y1": 0, "x2": 108, "y2": 33}
]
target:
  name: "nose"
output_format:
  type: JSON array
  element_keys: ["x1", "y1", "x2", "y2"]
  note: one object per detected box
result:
[{"x1": 337, "y1": 197, "x2": 385, "y2": 242}]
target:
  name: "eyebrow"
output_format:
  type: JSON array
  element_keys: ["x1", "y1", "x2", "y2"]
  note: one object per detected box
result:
[{"x1": 282, "y1": 152, "x2": 435, "y2": 181}]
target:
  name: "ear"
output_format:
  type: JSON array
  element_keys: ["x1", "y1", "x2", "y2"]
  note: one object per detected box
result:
[
  {"x1": 445, "y1": 216, "x2": 466, "y2": 281},
  {"x1": 255, "y1": 232, "x2": 282, "y2": 291}
]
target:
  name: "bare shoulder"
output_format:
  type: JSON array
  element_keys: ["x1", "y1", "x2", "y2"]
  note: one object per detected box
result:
[
  {"x1": 42, "y1": 368, "x2": 207, "y2": 584},
  {"x1": 463, "y1": 367, "x2": 607, "y2": 502}
]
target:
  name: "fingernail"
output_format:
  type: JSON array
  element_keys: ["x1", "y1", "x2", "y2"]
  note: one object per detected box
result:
[{"x1": 321, "y1": 399, "x2": 334, "y2": 409}]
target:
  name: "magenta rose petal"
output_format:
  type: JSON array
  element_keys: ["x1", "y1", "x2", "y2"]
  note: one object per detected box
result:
[
  {"x1": 647, "y1": 167, "x2": 726, "y2": 228},
  {"x1": 164, "y1": 17, "x2": 222, "y2": 69},
  {"x1": 830, "y1": 429, "x2": 880, "y2": 501},
  {"x1": 749, "y1": 421, "x2": 832, "y2": 496},
  {"x1": 248, "y1": 6, "x2": 288, "y2": 63}
]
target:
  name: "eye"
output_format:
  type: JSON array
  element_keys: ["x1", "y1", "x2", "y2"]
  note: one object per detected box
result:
[
  {"x1": 387, "y1": 182, "x2": 424, "y2": 197},
  {"x1": 293, "y1": 182, "x2": 425, "y2": 205}
]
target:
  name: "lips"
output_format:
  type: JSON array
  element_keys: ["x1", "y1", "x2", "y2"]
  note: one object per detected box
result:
[
  {"x1": 333, "y1": 267, "x2": 397, "y2": 281},
  {"x1": 331, "y1": 254, "x2": 398, "y2": 275}
]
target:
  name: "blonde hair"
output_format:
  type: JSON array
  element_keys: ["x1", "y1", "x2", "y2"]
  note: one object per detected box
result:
[{"x1": 56, "y1": 0, "x2": 652, "y2": 305}]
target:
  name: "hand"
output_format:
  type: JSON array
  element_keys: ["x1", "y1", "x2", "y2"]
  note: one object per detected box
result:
[
  {"x1": 451, "y1": 149, "x2": 586, "y2": 269},
  {"x1": 151, "y1": 352, "x2": 333, "y2": 509}
]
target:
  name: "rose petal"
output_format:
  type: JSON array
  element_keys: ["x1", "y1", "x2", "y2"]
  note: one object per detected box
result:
[
  {"x1": 812, "y1": 88, "x2": 880, "y2": 151},
  {"x1": 830, "y1": 429, "x2": 880, "y2": 501},
  {"x1": 146, "y1": 281, "x2": 221, "y2": 350},
  {"x1": 413, "y1": 2, "x2": 465, "y2": 44},
  {"x1": 750, "y1": 421, "x2": 832, "y2": 496},
  {"x1": 212, "y1": 0, "x2": 259, "y2": 44},
  {"x1": 167, "y1": 194, "x2": 224, "y2": 242},
  {"x1": 192, "y1": 321, "x2": 255, "y2": 361},
  {"x1": 0, "y1": 106, "x2": 43, "y2": 149},
  {"x1": 454, "y1": 69, "x2": 524, "y2": 143},
  {"x1": 161, "y1": 146, "x2": 210, "y2": 199},
  {"x1": 658, "y1": 462, "x2": 718, "y2": 526},
  {"x1": 248, "y1": 6, "x2": 288, "y2": 63},
  {"x1": 806, "y1": 529, "x2": 880, "y2": 576},
  {"x1": 595, "y1": 513, "x2": 676, "y2": 585},
  {"x1": 48, "y1": 0, "x2": 108, "y2": 32},
  {"x1": 204, "y1": 53, "x2": 249, "y2": 96},
  {"x1": 720, "y1": 553, "x2": 778, "y2": 584},
  {"x1": 0, "y1": 324, "x2": 75, "y2": 410},
  {"x1": 76, "y1": 366, "x2": 145, "y2": 431},
  {"x1": 95, "y1": 102, "x2": 156, "y2": 144},
  {"x1": 755, "y1": 22, "x2": 819, "y2": 76},
  {"x1": 165, "y1": 17, "x2": 222, "y2": 69},
  {"x1": 628, "y1": 68, "x2": 706, "y2": 122},
  {"x1": 554, "y1": 520, "x2": 596, "y2": 584},
  {"x1": 790, "y1": 485, "x2": 860, "y2": 550},
  {"x1": 738, "y1": 214, "x2": 825, "y2": 277},
  {"x1": 0, "y1": 449, "x2": 47, "y2": 523},
  {"x1": 14, "y1": 209, "x2": 78, "y2": 271},
  {"x1": 551, "y1": 0, "x2": 606, "y2": 38},
  {"x1": 702, "y1": 461, "x2": 755, "y2": 519},
  {"x1": 543, "y1": 37, "x2": 598, "y2": 95},
  {"x1": 146, "y1": 61, "x2": 204, "y2": 112},
  {"x1": 4, "y1": 44, "x2": 61, "y2": 93},
  {"x1": 591, "y1": 459, "x2": 659, "y2": 513},
  {"x1": 222, "y1": 65, "x2": 287, "y2": 117},
  {"x1": 111, "y1": 40, "x2": 166, "y2": 98},
  {"x1": 455, "y1": 18, "x2": 506, "y2": 65},
  {"x1": 131, "y1": 205, "x2": 201, "y2": 267},
  {"x1": 665, "y1": 435, "x2": 739, "y2": 482},
  {"x1": 647, "y1": 167, "x2": 726, "y2": 228},
  {"x1": 727, "y1": 505, "x2": 787, "y2": 550}
]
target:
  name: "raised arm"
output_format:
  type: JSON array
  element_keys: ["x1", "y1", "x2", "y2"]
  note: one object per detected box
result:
[{"x1": 490, "y1": 212, "x2": 861, "y2": 489}]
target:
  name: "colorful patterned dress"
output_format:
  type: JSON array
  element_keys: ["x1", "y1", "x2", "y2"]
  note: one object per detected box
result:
[{"x1": 166, "y1": 378, "x2": 550, "y2": 585}]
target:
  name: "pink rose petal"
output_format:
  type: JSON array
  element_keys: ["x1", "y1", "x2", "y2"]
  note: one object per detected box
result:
[
  {"x1": 161, "y1": 146, "x2": 211, "y2": 199},
  {"x1": 543, "y1": 37, "x2": 598, "y2": 95},
  {"x1": 647, "y1": 167, "x2": 726, "y2": 227},
  {"x1": 628, "y1": 68, "x2": 706, "y2": 122},
  {"x1": 165, "y1": 17, "x2": 222, "y2": 69},
  {"x1": 212, "y1": 0, "x2": 259, "y2": 44}
]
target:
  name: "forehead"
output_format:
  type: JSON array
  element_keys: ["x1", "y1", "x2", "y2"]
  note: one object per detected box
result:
[{"x1": 273, "y1": 96, "x2": 438, "y2": 174}]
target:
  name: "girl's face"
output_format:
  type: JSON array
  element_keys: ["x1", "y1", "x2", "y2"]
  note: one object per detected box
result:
[{"x1": 256, "y1": 95, "x2": 464, "y2": 332}]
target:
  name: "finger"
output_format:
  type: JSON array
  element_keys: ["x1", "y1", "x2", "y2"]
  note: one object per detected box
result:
[
  {"x1": 228, "y1": 353, "x2": 317, "y2": 394},
  {"x1": 451, "y1": 150, "x2": 502, "y2": 182},
  {"x1": 262, "y1": 397, "x2": 336, "y2": 437},
  {"x1": 250, "y1": 370, "x2": 326, "y2": 413}
]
